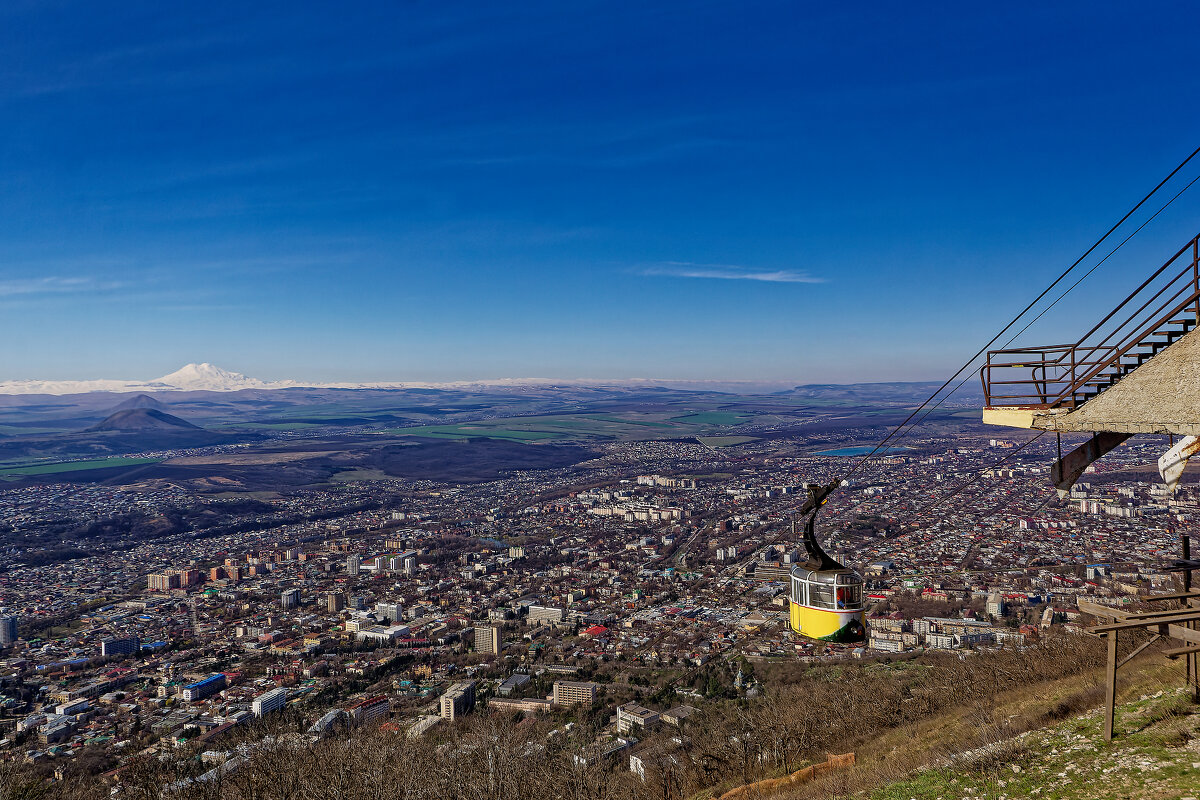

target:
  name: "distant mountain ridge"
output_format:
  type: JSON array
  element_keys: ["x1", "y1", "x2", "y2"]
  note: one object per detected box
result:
[
  {"x1": 0, "y1": 365, "x2": 792, "y2": 396},
  {"x1": 0, "y1": 362, "x2": 296, "y2": 395},
  {"x1": 0, "y1": 364, "x2": 979, "y2": 401},
  {"x1": 782, "y1": 381, "x2": 984, "y2": 404}
]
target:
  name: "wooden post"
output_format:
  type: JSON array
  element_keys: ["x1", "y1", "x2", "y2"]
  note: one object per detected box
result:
[
  {"x1": 1189, "y1": 603, "x2": 1200, "y2": 700},
  {"x1": 1104, "y1": 629, "x2": 1118, "y2": 742},
  {"x1": 1185, "y1": 534, "x2": 1199, "y2": 701}
]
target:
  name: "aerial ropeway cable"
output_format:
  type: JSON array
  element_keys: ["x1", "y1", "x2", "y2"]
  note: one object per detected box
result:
[
  {"x1": 840, "y1": 144, "x2": 1200, "y2": 485},
  {"x1": 867, "y1": 164, "x2": 1200, "y2": 454},
  {"x1": 803, "y1": 146, "x2": 1200, "y2": 566}
]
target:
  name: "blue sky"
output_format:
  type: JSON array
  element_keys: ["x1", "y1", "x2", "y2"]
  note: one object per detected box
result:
[{"x1": 3, "y1": 1, "x2": 1200, "y2": 384}]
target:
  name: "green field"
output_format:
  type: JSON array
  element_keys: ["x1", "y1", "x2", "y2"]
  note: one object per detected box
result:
[
  {"x1": 377, "y1": 408, "x2": 771, "y2": 443},
  {"x1": 380, "y1": 413, "x2": 680, "y2": 442},
  {"x1": 669, "y1": 411, "x2": 751, "y2": 426},
  {"x1": 236, "y1": 422, "x2": 324, "y2": 430},
  {"x1": 582, "y1": 414, "x2": 675, "y2": 428},
  {"x1": 385, "y1": 424, "x2": 567, "y2": 442},
  {"x1": 0, "y1": 457, "x2": 161, "y2": 478}
]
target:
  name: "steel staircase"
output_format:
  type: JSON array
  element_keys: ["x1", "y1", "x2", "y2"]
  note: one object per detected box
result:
[{"x1": 982, "y1": 232, "x2": 1200, "y2": 411}]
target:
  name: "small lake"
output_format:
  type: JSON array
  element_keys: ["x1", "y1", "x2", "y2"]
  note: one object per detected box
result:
[{"x1": 814, "y1": 446, "x2": 913, "y2": 456}]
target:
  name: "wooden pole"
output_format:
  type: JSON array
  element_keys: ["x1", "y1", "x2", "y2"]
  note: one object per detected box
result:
[
  {"x1": 1185, "y1": 534, "x2": 1199, "y2": 701},
  {"x1": 1104, "y1": 630, "x2": 1118, "y2": 742}
]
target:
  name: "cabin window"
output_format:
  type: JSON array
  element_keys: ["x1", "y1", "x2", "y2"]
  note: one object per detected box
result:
[
  {"x1": 792, "y1": 578, "x2": 808, "y2": 606},
  {"x1": 834, "y1": 584, "x2": 862, "y2": 609},
  {"x1": 809, "y1": 584, "x2": 835, "y2": 609}
]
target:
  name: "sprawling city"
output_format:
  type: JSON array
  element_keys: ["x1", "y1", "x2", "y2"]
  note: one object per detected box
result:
[
  {"x1": 5, "y1": 2, "x2": 1200, "y2": 798},
  {"x1": 0, "y1": 378, "x2": 1196, "y2": 797}
]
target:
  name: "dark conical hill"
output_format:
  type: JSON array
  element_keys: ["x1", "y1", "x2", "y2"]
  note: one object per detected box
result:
[
  {"x1": 88, "y1": 408, "x2": 201, "y2": 432},
  {"x1": 110, "y1": 393, "x2": 167, "y2": 412}
]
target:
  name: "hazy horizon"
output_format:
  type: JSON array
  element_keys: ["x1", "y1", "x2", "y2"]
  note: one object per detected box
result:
[{"x1": 0, "y1": 360, "x2": 991, "y2": 395}]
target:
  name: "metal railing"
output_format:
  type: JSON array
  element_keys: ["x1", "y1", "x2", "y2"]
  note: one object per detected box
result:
[{"x1": 982, "y1": 232, "x2": 1200, "y2": 409}]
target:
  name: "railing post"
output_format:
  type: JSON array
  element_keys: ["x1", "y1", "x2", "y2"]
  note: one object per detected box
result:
[
  {"x1": 1070, "y1": 348, "x2": 1076, "y2": 408},
  {"x1": 987, "y1": 231, "x2": 1200, "y2": 411}
]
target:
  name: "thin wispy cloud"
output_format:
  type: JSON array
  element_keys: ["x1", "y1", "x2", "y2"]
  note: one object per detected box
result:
[
  {"x1": 641, "y1": 262, "x2": 825, "y2": 284},
  {"x1": 0, "y1": 276, "x2": 123, "y2": 298}
]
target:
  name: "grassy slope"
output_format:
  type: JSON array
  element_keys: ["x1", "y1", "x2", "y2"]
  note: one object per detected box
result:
[
  {"x1": 726, "y1": 657, "x2": 1200, "y2": 800},
  {"x1": 873, "y1": 690, "x2": 1200, "y2": 800},
  {"x1": 869, "y1": 686, "x2": 1200, "y2": 800}
]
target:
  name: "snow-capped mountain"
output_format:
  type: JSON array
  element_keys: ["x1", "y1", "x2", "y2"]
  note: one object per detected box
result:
[
  {"x1": 0, "y1": 363, "x2": 299, "y2": 395},
  {"x1": 148, "y1": 362, "x2": 283, "y2": 391},
  {"x1": 0, "y1": 363, "x2": 791, "y2": 396}
]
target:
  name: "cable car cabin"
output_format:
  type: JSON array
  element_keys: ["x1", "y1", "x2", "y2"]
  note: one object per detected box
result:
[
  {"x1": 787, "y1": 480, "x2": 867, "y2": 644},
  {"x1": 789, "y1": 565, "x2": 866, "y2": 643}
]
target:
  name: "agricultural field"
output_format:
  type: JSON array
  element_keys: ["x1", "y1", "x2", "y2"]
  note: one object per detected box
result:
[
  {"x1": 381, "y1": 408, "x2": 770, "y2": 443},
  {"x1": 385, "y1": 424, "x2": 568, "y2": 442},
  {"x1": 234, "y1": 422, "x2": 324, "y2": 430},
  {"x1": 0, "y1": 383, "x2": 971, "y2": 491},
  {"x1": 669, "y1": 411, "x2": 753, "y2": 426},
  {"x1": 0, "y1": 457, "x2": 161, "y2": 479}
]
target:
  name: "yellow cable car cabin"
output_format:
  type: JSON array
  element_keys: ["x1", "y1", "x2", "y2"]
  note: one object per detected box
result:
[
  {"x1": 789, "y1": 565, "x2": 865, "y2": 643},
  {"x1": 786, "y1": 480, "x2": 867, "y2": 644}
]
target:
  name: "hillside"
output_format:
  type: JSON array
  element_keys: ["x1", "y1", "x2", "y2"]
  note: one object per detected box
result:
[
  {"x1": 781, "y1": 381, "x2": 984, "y2": 406},
  {"x1": 1, "y1": 637, "x2": 1196, "y2": 799},
  {"x1": 88, "y1": 408, "x2": 201, "y2": 432},
  {"x1": 864, "y1": 687, "x2": 1200, "y2": 800},
  {"x1": 0, "y1": 408, "x2": 255, "y2": 471},
  {"x1": 108, "y1": 393, "x2": 166, "y2": 412},
  {"x1": 703, "y1": 655, "x2": 1200, "y2": 800}
]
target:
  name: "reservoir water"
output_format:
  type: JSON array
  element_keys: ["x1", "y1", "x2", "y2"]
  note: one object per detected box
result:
[{"x1": 814, "y1": 446, "x2": 913, "y2": 456}]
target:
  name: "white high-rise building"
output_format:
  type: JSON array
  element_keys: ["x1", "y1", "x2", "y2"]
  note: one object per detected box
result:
[
  {"x1": 252, "y1": 687, "x2": 289, "y2": 717},
  {"x1": 375, "y1": 601, "x2": 403, "y2": 623}
]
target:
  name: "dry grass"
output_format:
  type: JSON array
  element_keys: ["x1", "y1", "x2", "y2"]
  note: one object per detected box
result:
[{"x1": 770, "y1": 655, "x2": 1195, "y2": 800}]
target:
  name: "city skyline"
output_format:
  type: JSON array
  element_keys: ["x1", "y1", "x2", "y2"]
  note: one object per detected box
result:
[{"x1": 3, "y1": 2, "x2": 1200, "y2": 383}]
